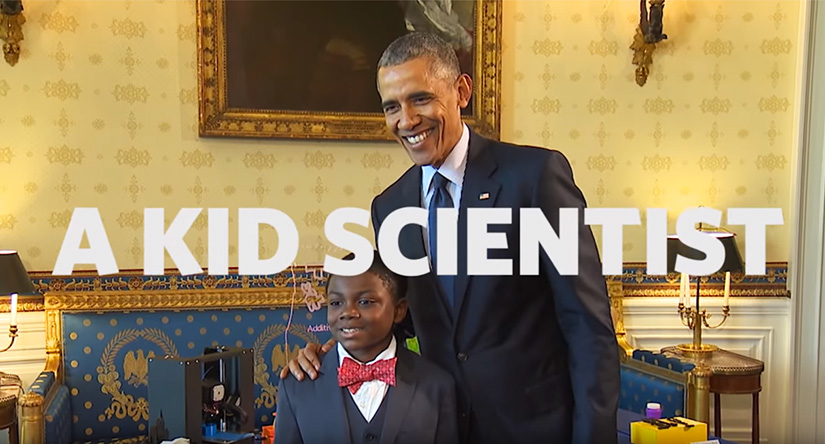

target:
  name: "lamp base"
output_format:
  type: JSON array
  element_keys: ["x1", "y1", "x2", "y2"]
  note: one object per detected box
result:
[{"x1": 676, "y1": 343, "x2": 719, "y2": 358}]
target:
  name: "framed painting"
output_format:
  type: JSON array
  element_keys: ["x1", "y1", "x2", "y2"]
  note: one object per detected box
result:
[{"x1": 196, "y1": 0, "x2": 501, "y2": 141}]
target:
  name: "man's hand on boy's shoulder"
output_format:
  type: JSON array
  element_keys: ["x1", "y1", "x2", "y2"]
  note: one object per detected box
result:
[{"x1": 279, "y1": 338, "x2": 337, "y2": 380}]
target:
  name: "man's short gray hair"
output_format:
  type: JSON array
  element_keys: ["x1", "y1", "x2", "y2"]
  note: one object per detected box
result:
[{"x1": 378, "y1": 32, "x2": 461, "y2": 82}]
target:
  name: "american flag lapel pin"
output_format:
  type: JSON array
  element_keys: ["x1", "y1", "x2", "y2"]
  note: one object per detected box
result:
[{"x1": 479, "y1": 192, "x2": 490, "y2": 200}]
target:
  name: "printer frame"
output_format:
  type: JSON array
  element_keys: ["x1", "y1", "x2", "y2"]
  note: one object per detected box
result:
[{"x1": 148, "y1": 346, "x2": 255, "y2": 444}]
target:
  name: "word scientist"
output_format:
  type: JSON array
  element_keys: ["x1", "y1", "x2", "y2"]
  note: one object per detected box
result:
[{"x1": 52, "y1": 206, "x2": 782, "y2": 277}]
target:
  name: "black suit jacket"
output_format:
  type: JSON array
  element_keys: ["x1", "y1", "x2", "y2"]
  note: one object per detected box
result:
[
  {"x1": 370, "y1": 131, "x2": 620, "y2": 444},
  {"x1": 275, "y1": 345, "x2": 460, "y2": 444}
]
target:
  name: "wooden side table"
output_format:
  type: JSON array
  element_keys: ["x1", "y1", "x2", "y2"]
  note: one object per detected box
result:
[
  {"x1": 661, "y1": 346, "x2": 764, "y2": 444},
  {"x1": 0, "y1": 393, "x2": 18, "y2": 444}
]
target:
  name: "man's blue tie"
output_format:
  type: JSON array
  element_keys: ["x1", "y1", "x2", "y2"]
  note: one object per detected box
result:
[{"x1": 429, "y1": 172, "x2": 455, "y2": 307}]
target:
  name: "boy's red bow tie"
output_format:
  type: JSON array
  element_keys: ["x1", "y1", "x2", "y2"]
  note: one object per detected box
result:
[{"x1": 338, "y1": 356, "x2": 397, "y2": 394}]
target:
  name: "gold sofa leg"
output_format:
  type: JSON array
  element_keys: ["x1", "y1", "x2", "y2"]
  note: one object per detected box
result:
[
  {"x1": 18, "y1": 391, "x2": 44, "y2": 444},
  {"x1": 688, "y1": 360, "x2": 712, "y2": 424}
]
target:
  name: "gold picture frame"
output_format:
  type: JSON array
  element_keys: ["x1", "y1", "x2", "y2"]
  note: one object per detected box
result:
[{"x1": 196, "y1": 0, "x2": 501, "y2": 141}]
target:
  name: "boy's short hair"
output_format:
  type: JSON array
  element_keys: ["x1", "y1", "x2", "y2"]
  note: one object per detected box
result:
[{"x1": 327, "y1": 251, "x2": 407, "y2": 302}]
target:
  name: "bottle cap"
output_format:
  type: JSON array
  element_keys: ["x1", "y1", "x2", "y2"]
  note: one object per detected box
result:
[{"x1": 646, "y1": 402, "x2": 661, "y2": 409}]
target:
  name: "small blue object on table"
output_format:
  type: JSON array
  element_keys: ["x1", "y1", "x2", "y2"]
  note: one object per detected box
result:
[{"x1": 617, "y1": 409, "x2": 738, "y2": 444}]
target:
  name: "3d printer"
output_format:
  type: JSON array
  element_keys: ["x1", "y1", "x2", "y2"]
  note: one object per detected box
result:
[{"x1": 148, "y1": 345, "x2": 255, "y2": 444}]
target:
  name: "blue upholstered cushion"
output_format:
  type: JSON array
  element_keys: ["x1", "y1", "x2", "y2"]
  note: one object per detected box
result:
[
  {"x1": 619, "y1": 349, "x2": 694, "y2": 419},
  {"x1": 619, "y1": 366, "x2": 686, "y2": 418},
  {"x1": 45, "y1": 384, "x2": 72, "y2": 444},
  {"x1": 58, "y1": 306, "x2": 332, "y2": 442},
  {"x1": 632, "y1": 349, "x2": 695, "y2": 373}
]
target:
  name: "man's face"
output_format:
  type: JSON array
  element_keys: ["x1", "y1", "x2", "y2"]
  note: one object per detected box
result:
[
  {"x1": 327, "y1": 273, "x2": 407, "y2": 363},
  {"x1": 377, "y1": 57, "x2": 472, "y2": 167}
]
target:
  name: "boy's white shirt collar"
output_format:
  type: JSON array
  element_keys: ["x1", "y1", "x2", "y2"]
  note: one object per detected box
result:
[{"x1": 337, "y1": 335, "x2": 397, "y2": 366}]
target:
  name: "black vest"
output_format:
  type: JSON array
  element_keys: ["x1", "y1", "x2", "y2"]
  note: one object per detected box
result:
[{"x1": 343, "y1": 386, "x2": 393, "y2": 444}]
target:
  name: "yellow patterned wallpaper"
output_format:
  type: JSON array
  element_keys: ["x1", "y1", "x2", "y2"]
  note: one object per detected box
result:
[
  {"x1": 500, "y1": 0, "x2": 798, "y2": 265},
  {"x1": 0, "y1": 0, "x2": 800, "y2": 272}
]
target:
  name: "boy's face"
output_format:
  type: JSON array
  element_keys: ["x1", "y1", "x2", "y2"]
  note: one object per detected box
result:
[{"x1": 327, "y1": 272, "x2": 407, "y2": 363}]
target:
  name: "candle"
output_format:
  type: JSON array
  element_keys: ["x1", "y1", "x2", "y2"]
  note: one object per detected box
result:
[
  {"x1": 680, "y1": 273, "x2": 687, "y2": 305},
  {"x1": 677, "y1": 274, "x2": 682, "y2": 304},
  {"x1": 10, "y1": 293, "x2": 17, "y2": 326},
  {"x1": 724, "y1": 271, "x2": 731, "y2": 307}
]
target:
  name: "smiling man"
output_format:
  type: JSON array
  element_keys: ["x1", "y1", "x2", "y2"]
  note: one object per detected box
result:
[
  {"x1": 284, "y1": 32, "x2": 620, "y2": 444},
  {"x1": 377, "y1": 54, "x2": 471, "y2": 168}
]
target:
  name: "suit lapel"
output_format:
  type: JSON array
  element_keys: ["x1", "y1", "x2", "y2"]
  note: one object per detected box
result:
[
  {"x1": 454, "y1": 132, "x2": 500, "y2": 318},
  {"x1": 379, "y1": 347, "x2": 418, "y2": 444},
  {"x1": 317, "y1": 347, "x2": 353, "y2": 444}
]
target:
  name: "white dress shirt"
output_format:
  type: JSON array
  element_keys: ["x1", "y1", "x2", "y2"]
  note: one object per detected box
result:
[
  {"x1": 337, "y1": 336, "x2": 397, "y2": 422},
  {"x1": 421, "y1": 123, "x2": 470, "y2": 256}
]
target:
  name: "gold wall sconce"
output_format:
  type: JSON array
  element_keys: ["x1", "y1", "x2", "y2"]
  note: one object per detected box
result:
[
  {"x1": 0, "y1": 0, "x2": 25, "y2": 66},
  {"x1": 631, "y1": 0, "x2": 667, "y2": 86}
]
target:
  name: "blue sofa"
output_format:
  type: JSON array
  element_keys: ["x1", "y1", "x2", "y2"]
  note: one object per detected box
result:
[
  {"x1": 620, "y1": 349, "x2": 695, "y2": 418},
  {"x1": 19, "y1": 274, "x2": 333, "y2": 444}
]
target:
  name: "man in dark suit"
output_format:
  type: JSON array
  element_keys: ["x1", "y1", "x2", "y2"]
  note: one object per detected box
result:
[
  {"x1": 283, "y1": 32, "x2": 619, "y2": 444},
  {"x1": 275, "y1": 252, "x2": 459, "y2": 444}
]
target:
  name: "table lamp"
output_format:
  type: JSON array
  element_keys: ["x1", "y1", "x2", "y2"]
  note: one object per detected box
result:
[
  {"x1": 667, "y1": 227, "x2": 744, "y2": 357},
  {"x1": 0, "y1": 250, "x2": 34, "y2": 352}
]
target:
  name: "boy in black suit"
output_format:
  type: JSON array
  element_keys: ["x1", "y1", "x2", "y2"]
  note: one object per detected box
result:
[{"x1": 275, "y1": 252, "x2": 459, "y2": 444}]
